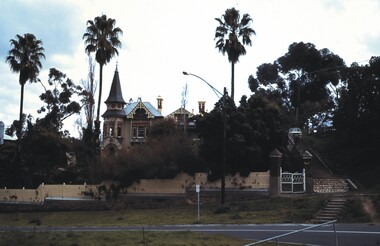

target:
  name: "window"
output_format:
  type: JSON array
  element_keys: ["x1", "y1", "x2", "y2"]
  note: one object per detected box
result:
[
  {"x1": 117, "y1": 123, "x2": 122, "y2": 137},
  {"x1": 108, "y1": 121, "x2": 115, "y2": 137},
  {"x1": 133, "y1": 127, "x2": 137, "y2": 138},
  {"x1": 133, "y1": 126, "x2": 147, "y2": 138},
  {"x1": 103, "y1": 123, "x2": 107, "y2": 138},
  {"x1": 135, "y1": 108, "x2": 147, "y2": 120},
  {"x1": 138, "y1": 127, "x2": 145, "y2": 138}
]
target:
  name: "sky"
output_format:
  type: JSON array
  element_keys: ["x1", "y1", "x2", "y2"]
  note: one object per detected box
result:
[{"x1": 1, "y1": 0, "x2": 380, "y2": 137}]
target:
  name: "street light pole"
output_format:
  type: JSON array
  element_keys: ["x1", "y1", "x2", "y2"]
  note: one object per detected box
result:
[
  {"x1": 221, "y1": 87, "x2": 227, "y2": 204},
  {"x1": 183, "y1": 71, "x2": 227, "y2": 204}
]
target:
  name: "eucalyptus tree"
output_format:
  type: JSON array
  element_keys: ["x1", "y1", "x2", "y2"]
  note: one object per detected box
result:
[
  {"x1": 78, "y1": 56, "x2": 96, "y2": 143},
  {"x1": 6, "y1": 33, "x2": 45, "y2": 138},
  {"x1": 334, "y1": 57, "x2": 380, "y2": 143},
  {"x1": 215, "y1": 7, "x2": 255, "y2": 100},
  {"x1": 37, "y1": 68, "x2": 83, "y2": 133},
  {"x1": 81, "y1": 57, "x2": 96, "y2": 133},
  {"x1": 251, "y1": 42, "x2": 344, "y2": 128},
  {"x1": 83, "y1": 14, "x2": 123, "y2": 139},
  {"x1": 327, "y1": 57, "x2": 380, "y2": 187}
]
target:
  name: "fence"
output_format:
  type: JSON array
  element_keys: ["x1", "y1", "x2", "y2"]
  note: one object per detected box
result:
[{"x1": 244, "y1": 220, "x2": 339, "y2": 246}]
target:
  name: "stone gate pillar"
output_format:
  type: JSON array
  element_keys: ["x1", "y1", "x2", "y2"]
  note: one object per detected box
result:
[
  {"x1": 269, "y1": 149, "x2": 282, "y2": 197},
  {"x1": 302, "y1": 151, "x2": 313, "y2": 193}
]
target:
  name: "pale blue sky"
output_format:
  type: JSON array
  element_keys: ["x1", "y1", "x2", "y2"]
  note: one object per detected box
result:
[{"x1": 1, "y1": 0, "x2": 379, "y2": 136}]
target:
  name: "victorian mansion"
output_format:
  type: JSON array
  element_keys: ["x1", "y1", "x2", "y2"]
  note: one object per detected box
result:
[{"x1": 101, "y1": 67, "x2": 205, "y2": 156}]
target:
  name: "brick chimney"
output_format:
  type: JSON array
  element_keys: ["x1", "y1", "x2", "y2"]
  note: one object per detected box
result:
[
  {"x1": 198, "y1": 101, "x2": 205, "y2": 114},
  {"x1": 157, "y1": 96, "x2": 163, "y2": 113}
]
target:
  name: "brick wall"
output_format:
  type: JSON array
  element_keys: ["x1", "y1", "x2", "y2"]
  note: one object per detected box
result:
[
  {"x1": 126, "y1": 172, "x2": 270, "y2": 194},
  {"x1": 0, "y1": 172, "x2": 270, "y2": 202},
  {"x1": 0, "y1": 183, "x2": 99, "y2": 203}
]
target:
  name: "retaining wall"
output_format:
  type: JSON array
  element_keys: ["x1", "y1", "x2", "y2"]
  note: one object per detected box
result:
[
  {"x1": 0, "y1": 183, "x2": 99, "y2": 203},
  {"x1": 126, "y1": 172, "x2": 270, "y2": 194},
  {"x1": 0, "y1": 172, "x2": 270, "y2": 202}
]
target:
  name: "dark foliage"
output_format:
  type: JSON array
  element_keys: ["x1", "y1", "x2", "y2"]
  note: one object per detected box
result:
[
  {"x1": 96, "y1": 119, "x2": 206, "y2": 189},
  {"x1": 37, "y1": 68, "x2": 83, "y2": 133},
  {"x1": 250, "y1": 42, "x2": 345, "y2": 128}
]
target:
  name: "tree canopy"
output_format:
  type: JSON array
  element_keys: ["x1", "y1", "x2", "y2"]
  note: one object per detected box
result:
[
  {"x1": 36, "y1": 68, "x2": 83, "y2": 133},
  {"x1": 251, "y1": 42, "x2": 345, "y2": 128},
  {"x1": 6, "y1": 33, "x2": 45, "y2": 138}
]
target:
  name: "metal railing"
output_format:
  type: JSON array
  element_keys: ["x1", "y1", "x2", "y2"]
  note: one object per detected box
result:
[{"x1": 244, "y1": 220, "x2": 338, "y2": 246}]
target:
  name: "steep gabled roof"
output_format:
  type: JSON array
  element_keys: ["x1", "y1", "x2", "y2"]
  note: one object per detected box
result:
[
  {"x1": 104, "y1": 68, "x2": 126, "y2": 105},
  {"x1": 166, "y1": 107, "x2": 194, "y2": 119},
  {"x1": 124, "y1": 99, "x2": 163, "y2": 119}
]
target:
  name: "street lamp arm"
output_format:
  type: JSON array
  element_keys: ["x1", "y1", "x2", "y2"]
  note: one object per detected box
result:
[
  {"x1": 182, "y1": 70, "x2": 227, "y2": 204},
  {"x1": 183, "y1": 71, "x2": 223, "y2": 99}
]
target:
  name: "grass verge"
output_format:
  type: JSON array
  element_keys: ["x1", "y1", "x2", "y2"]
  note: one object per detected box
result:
[
  {"x1": 0, "y1": 195, "x2": 327, "y2": 227},
  {"x1": 0, "y1": 231, "x2": 250, "y2": 246}
]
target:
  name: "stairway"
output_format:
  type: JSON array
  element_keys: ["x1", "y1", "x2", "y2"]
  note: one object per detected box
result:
[
  {"x1": 313, "y1": 196, "x2": 347, "y2": 223},
  {"x1": 313, "y1": 178, "x2": 349, "y2": 193}
]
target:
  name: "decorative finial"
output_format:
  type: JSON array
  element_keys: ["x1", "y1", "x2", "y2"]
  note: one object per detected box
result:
[{"x1": 116, "y1": 61, "x2": 118, "y2": 72}]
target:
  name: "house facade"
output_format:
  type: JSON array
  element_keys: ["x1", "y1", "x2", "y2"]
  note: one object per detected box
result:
[
  {"x1": 101, "y1": 68, "x2": 163, "y2": 156},
  {"x1": 101, "y1": 67, "x2": 206, "y2": 156}
]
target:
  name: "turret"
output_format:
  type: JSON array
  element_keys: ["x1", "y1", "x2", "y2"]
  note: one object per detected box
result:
[{"x1": 103, "y1": 66, "x2": 126, "y2": 114}]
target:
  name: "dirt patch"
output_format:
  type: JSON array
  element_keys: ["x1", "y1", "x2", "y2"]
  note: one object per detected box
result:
[{"x1": 362, "y1": 196, "x2": 378, "y2": 222}]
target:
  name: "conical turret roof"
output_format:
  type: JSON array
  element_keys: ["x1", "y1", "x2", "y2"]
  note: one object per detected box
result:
[{"x1": 105, "y1": 67, "x2": 126, "y2": 105}]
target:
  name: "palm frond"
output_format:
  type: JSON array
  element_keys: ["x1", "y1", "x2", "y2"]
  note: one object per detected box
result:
[
  {"x1": 214, "y1": 7, "x2": 255, "y2": 62},
  {"x1": 215, "y1": 17, "x2": 224, "y2": 26}
]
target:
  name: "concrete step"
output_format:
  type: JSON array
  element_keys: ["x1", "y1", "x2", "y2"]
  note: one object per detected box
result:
[
  {"x1": 320, "y1": 210, "x2": 340, "y2": 215},
  {"x1": 324, "y1": 207, "x2": 344, "y2": 211},
  {"x1": 326, "y1": 202, "x2": 345, "y2": 207},
  {"x1": 312, "y1": 196, "x2": 348, "y2": 224}
]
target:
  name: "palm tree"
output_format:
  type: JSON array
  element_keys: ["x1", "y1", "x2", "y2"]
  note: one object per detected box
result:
[
  {"x1": 6, "y1": 33, "x2": 45, "y2": 139},
  {"x1": 83, "y1": 14, "x2": 123, "y2": 139},
  {"x1": 215, "y1": 8, "x2": 255, "y2": 100}
]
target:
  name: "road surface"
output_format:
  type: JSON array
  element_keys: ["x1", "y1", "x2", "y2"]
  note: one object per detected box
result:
[{"x1": 1, "y1": 223, "x2": 379, "y2": 245}]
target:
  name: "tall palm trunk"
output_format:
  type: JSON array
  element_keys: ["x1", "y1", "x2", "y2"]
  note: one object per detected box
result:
[
  {"x1": 231, "y1": 62, "x2": 235, "y2": 100},
  {"x1": 18, "y1": 83, "x2": 25, "y2": 139},
  {"x1": 94, "y1": 64, "x2": 103, "y2": 136}
]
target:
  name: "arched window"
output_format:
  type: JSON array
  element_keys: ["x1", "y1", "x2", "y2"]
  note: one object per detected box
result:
[{"x1": 135, "y1": 108, "x2": 148, "y2": 120}]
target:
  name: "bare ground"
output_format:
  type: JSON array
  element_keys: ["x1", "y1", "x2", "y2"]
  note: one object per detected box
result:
[{"x1": 362, "y1": 196, "x2": 378, "y2": 222}]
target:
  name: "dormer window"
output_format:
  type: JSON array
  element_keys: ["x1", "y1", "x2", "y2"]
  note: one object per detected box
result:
[{"x1": 135, "y1": 108, "x2": 148, "y2": 120}]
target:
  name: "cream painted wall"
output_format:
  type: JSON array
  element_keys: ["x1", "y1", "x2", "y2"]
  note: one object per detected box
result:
[{"x1": 0, "y1": 172, "x2": 270, "y2": 202}]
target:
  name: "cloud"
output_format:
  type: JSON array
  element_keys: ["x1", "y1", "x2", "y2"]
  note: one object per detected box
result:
[{"x1": 1, "y1": 0, "x2": 380, "y2": 137}]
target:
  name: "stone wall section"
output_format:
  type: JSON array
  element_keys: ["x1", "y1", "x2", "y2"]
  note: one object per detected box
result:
[
  {"x1": 0, "y1": 172, "x2": 270, "y2": 202},
  {"x1": 126, "y1": 172, "x2": 270, "y2": 194},
  {"x1": 0, "y1": 183, "x2": 99, "y2": 203}
]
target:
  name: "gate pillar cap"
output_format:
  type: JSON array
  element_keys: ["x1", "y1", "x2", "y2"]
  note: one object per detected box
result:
[
  {"x1": 302, "y1": 150, "x2": 312, "y2": 160},
  {"x1": 269, "y1": 149, "x2": 283, "y2": 158}
]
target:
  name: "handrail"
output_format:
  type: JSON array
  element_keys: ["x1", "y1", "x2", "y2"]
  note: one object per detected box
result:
[
  {"x1": 244, "y1": 220, "x2": 338, "y2": 246},
  {"x1": 301, "y1": 139, "x2": 334, "y2": 175}
]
